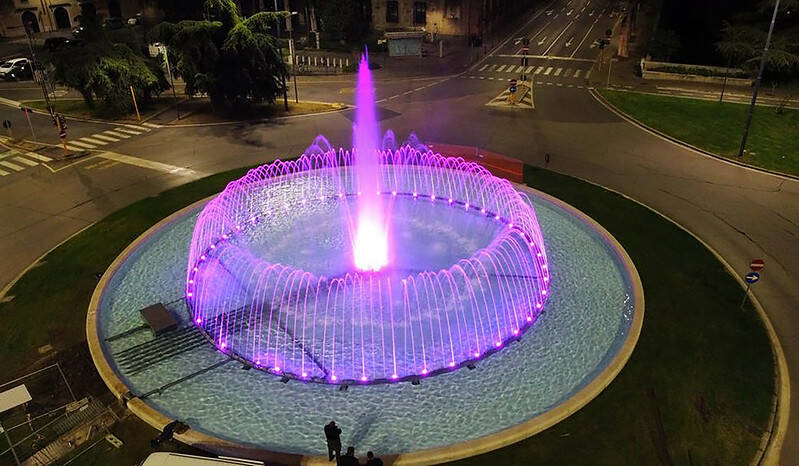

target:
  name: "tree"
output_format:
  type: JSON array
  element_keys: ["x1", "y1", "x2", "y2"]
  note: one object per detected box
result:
[
  {"x1": 648, "y1": 29, "x2": 681, "y2": 61},
  {"x1": 316, "y1": 0, "x2": 369, "y2": 43},
  {"x1": 716, "y1": 21, "x2": 758, "y2": 69},
  {"x1": 149, "y1": 0, "x2": 287, "y2": 111},
  {"x1": 49, "y1": 4, "x2": 168, "y2": 113}
]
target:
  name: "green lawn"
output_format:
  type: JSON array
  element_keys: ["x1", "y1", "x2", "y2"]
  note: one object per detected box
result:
[
  {"x1": 24, "y1": 96, "x2": 182, "y2": 122},
  {"x1": 600, "y1": 89, "x2": 799, "y2": 176},
  {"x1": 0, "y1": 165, "x2": 775, "y2": 465}
]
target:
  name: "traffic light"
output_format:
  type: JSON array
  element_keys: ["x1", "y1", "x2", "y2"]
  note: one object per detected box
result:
[{"x1": 58, "y1": 114, "x2": 67, "y2": 130}]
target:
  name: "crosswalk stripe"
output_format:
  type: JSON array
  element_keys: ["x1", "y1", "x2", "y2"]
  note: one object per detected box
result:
[
  {"x1": 121, "y1": 124, "x2": 151, "y2": 131},
  {"x1": 0, "y1": 167, "x2": 9, "y2": 176},
  {"x1": 554, "y1": 67, "x2": 563, "y2": 76},
  {"x1": 114, "y1": 127, "x2": 142, "y2": 135},
  {"x1": 574, "y1": 69, "x2": 582, "y2": 78},
  {"x1": 91, "y1": 134, "x2": 120, "y2": 142},
  {"x1": 0, "y1": 150, "x2": 16, "y2": 160},
  {"x1": 544, "y1": 67, "x2": 553, "y2": 75},
  {"x1": 0, "y1": 160, "x2": 24, "y2": 171},
  {"x1": 141, "y1": 123, "x2": 160, "y2": 129},
  {"x1": 564, "y1": 68, "x2": 573, "y2": 77},
  {"x1": 67, "y1": 140, "x2": 96, "y2": 149},
  {"x1": 13, "y1": 156, "x2": 38, "y2": 166},
  {"x1": 478, "y1": 64, "x2": 488, "y2": 71},
  {"x1": 496, "y1": 65, "x2": 506, "y2": 72},
  {"x1": 512, "y1": 65, "x2": 522, "y2": 73},
  {"x1": 79, "y1": 137, "x2": 107, "y2": 145},
  {"x1": 104, "y1": 130, "x2": 129, "y2": 138},
  {"x1": 22, "y1": 152, "x2": 52, "y2": 162},
  {"x1": 585, "y1": 69, "x2": 592, "y2": 79},
  {"x1": 488, "y1": 65, "x2": 497, "y2": 71},
  {"x1": 525, "y1": 66, "x2": 534, "y2": 73},
  {"x1": 535, "y1": 66, "x2": 544, "y2": 74},
  {"x1": 66, "y1": 145, "x2": 84, "y2": 152}
]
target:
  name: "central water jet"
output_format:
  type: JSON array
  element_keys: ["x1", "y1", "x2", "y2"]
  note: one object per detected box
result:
[{"x1": 352, "y1": 52, "x2": 388, "y2": 272}]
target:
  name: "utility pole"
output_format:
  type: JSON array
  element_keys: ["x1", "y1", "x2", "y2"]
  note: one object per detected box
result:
[
  {"x1": 738, "y1": 0, "x2": 780, "y2": 157},
  {"x1": 288, "y1": 11, "x2": 298, "y2": 103},
  {"x1": 161, "y1": 44, "x2": 181, "y2": 119}
]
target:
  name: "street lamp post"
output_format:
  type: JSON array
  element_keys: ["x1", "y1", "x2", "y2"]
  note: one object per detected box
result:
[
  {"x1": 288, "y1": 11, "x2": 299, "y2": 104},
  {"x1": 738, "y1": 0, "x2": 780, "y2": 157},
  {"x1": 158, "y1": 43, "x2": 181, "y2": 120},
  {"x1": 274, "y1": 0, "x2": 289, "y2": 111}
]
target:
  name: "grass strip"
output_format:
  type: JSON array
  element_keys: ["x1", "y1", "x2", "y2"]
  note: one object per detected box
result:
[{"x1": 599, "y1": 89, "x2": 799, "y2": 176}]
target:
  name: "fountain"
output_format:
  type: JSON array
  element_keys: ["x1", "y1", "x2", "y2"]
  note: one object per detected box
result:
[{"x1": 185, "y1": 54, "x2": 550, "y2": 383}]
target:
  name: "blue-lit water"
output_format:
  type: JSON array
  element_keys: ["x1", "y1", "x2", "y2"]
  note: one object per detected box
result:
[{"x1": 97, "y1": 189, "x2": 634, "y2": 456}]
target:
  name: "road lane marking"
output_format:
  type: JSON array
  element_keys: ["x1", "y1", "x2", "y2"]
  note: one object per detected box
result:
[
  {"x1": 488, "y1": 64, "x2": 497, "y2": 71},
  {"x1": 0, "y1": 168, "x2": 8, "y2": 176},
  {"x1": 544, "y1": 67, "x2": 553, "y2": 75},
  {"x1": 497, "y1": 54, "x2": 594, "y2": 62},
  {"x1": 141, "y1": 122, "x2": 160, "y2": 129},
  {"x1": 97, "y1": 151, "x2": 205, "y2": 177},
  {"x1": 13, "y1": 156, "x2": 38, "y2": 166},
  {"x1": 497, "y1": 65, "x2": 507, "y2": 72},
  {"x1": 535, "y1": 66, "x2": 544, "y2": 74},
  {"x1": 571, "y1": 23, "x2": 596, "y2": 58},
  {"x1": 574, "y1": 69, "x2": 583, "y2": 78},
  {"x1": 114, "y1": 127, "x2": 143, "y2": 135},
  {"x1": 554, "y1": 67, "x2": 563, "y2": 76},
  {"x1": 544, "y1": 21, "x2": 573, "y2": 55},
  {"x1": 0, "y1": 150, "x2": 16, "y2": 160},
  {"x1": 91, "y1": 134, "x2": 120, "y2": 142},
  {"x1": 66, "y1": 140, "x2": 96, "y2": 149},
  {"x1": 21, "y1": 152, "x2": 52, "y2": 162},
  {"x1": 585, "y1": 69, "x2": 592, "y2": 79},
  {"x1": 120, "y1": 124, "x2": 150, "y2": 131},
  {"x1": 478, "y1": 64, "x2": 488, "y2": 71},
  {"x1": 537, "y1": 36, "x2": 548, "y2": 46},
  {"x1": 79, "y1": 137, "x2": 108, "y2": 146},
  {"x1": 104, "y1": 130, "x2": 129, "y2": 138},
  {"x1": 526, "y1": 66, "x2": 534, "y2": 73},
  {"x1": 564, "y1": 68, "x2": 573, "y2": 77},
  {"x1": 0, "y1": 160, "x2": 24, "y2": 171}
]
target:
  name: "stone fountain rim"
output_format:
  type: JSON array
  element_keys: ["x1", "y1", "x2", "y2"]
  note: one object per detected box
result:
[{"x1": 86, "y1": 182, "x2": 644, "y2": 466}]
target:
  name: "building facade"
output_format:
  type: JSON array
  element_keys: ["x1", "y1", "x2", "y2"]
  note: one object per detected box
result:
[
  {"x1": 0, "y1": 0, "x2": 146, "y2": 38},
  {"x1": 371, "y1": 0, "x2": 534, "y2": 42}
]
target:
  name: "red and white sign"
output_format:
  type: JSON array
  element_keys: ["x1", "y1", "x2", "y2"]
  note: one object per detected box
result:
[{"x1": 749, "y1": 259, "x2": 765, "y2": 272}]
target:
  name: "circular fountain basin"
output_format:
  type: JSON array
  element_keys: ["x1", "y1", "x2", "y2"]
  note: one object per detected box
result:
[{"x1": 88, "y1": 179, "x2": 643, "y2": 464}]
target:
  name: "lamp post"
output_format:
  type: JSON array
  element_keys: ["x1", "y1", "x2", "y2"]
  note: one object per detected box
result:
[
  {"x1": 156, "y1": 43, "x2": 180, "y2": 120},
  {"x1": 274, "y1": 0, "x2": 288, "y2": 110},
  {"x1": 738, "y1": 0, "x2": 780, "y2": 157},
  {"x1": 287, "y1": 11, "x2": 299, "y2": 104}
]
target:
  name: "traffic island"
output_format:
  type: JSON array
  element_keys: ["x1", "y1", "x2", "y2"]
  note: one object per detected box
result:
[{"x1": 0, "y1": 162, "x2": 778, "y2": 465}]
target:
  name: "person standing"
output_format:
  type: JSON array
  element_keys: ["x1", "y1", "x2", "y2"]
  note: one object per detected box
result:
[
  {"x1": 324, "y1": 420, "x2": 342, "y2": 461},
  {"x1": 365, "y1": 451, "x2": 383, "y2": 466}
]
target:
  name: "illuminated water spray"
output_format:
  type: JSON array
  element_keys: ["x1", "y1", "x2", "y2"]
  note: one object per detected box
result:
[
  {"x1": 185, "y1": 50, "x2": 551, "y2": 384},
  {"x1": 353, "y1": 52, "x2": 388, "y2": 271}
]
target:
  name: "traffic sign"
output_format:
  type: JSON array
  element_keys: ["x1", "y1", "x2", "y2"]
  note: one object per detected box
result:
[
  {"x1": 2, "y1": 120, "x2": 10, "y2": 129},
  {"x1": 749, "y1": 259, "x2": 765, "y2": 272},
  {"x1": 509, "y1": 78, "x2": 517, "y2": 93},
  {"x1": 745, "y1": 272, "x2": 760, "y2": 284}
]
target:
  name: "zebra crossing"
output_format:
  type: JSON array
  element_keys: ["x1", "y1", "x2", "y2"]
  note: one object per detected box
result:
[
  {"x1": 0, "y1": 148, "x2": 52, "y2": 177},
  {"x1": 471, "y1": 62, "x2": 592, "y2": 85},
  {"x1": 63, "y1": 123, "x2": 158, "y2": 152}
]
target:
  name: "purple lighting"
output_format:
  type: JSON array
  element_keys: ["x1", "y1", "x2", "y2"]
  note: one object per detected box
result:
[{"x1": 185, "y1": 51, "x2": 550, "y2": 385}]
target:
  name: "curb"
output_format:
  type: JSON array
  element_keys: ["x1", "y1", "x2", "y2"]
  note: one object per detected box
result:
[
  {"x1": 160, "y1": 102, "x2": 350, "y2": 128},
  {"x1": 541, "y1": 167, "x2": 789, "y2": 466},
  {"x1": 590, "y1": 88, "x2": 799, "y2": 182}
]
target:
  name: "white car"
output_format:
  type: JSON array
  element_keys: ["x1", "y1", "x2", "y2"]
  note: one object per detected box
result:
[{"x1": 0, "y1": 58, "x2": 29, "y2": 78}]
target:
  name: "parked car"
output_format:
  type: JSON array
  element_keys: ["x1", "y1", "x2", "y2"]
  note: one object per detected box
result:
[
  {"x1": 44, "y1": 37, "x2": 70, "y2": 51},
  {"x1": 2, "y1": 62, "x2": 33, "y2": 81},
  {"x1": 0, "y1": 58, "x2": 29, "y2": 78}
]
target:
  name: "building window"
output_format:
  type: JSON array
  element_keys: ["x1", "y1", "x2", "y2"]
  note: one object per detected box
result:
[
  {"x1": 413, "y1": 2, "x2": 426, "y2": 25},
  {"x1": 386, "y1": 1, "x2": 399, "y2": 23}
]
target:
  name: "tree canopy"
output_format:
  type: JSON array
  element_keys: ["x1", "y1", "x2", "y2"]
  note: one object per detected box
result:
[
  {"x1": 149, "y1": 0, "x2": 287, "y2": 111},
  {"x1": 49, "y1": 4, "x2": 168, "y2": 113}
]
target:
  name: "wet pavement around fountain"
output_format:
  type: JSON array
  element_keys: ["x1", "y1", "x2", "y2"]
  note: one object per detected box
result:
[{"x1": 97, "y1": 189, "x2": 634, "y2": 456}]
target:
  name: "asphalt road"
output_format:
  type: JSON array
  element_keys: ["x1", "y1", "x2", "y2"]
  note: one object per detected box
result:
[{"x1": 1, "y1": 0, "x2": 798, "y2": 462}]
